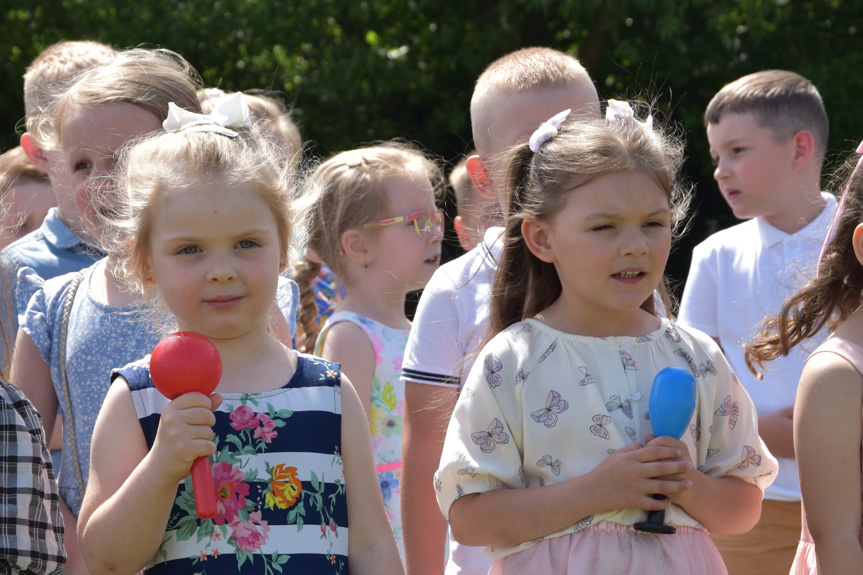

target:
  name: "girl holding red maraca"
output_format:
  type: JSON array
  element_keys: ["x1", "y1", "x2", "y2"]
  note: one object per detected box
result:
[{"x1": 77, "y1": 94, "x2": 401, "y2": 575}]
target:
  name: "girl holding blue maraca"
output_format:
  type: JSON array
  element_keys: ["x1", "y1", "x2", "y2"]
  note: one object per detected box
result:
[{"x1": 434, "y1": 103, "x2": 778, "y2": 575}]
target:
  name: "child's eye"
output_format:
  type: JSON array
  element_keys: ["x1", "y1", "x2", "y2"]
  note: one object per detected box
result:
[
  {"x1": 645, "y1": 220, "x2": 667, "y2": 228},
  {"x1": 592, "y1": 224, "x2": 613, "y2": 232},
  {"x1": 732, "y1": 147, "x2": 746, "y2": 154},
  {"x1": 237, "y1": 239, "x2": 258, "y2": 249},
  {"x1": 710, "y1": 156, "x2": 718, "y2": 167},
  {"x1": 74, "y1": 160, "x2": 92, "y2": 172},
  {"x1": 177, "y1": 245, "x2": 201, "y2": 255}
]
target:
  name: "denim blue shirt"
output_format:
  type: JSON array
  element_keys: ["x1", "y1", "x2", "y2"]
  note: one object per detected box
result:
[{"x1": 0, "y1": 208, "x2": 103, "y2": 367}]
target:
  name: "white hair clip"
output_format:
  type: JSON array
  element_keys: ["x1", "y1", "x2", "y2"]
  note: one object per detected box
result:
[
  {"x1": 163, "y1": 91, "x2": 251, "y2": 138},
  {"x1": 529, "y1": 109, "x2": 571, "y2": 153},
  {"x1": 606, "y1": 99, "x2": 653, "y2": 131}
]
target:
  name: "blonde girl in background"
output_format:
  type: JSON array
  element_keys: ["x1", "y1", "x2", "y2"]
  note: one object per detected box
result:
[
  {"x1": 77, "y1": 94, "x2": 400, "y2": 574},
  {"x1": 435, "y1": 104, "x2": 778, "y2": 574},
  {"x1": 747, "y1": 144, "x2": 863, "y2": 574},
  {"x1": 294, "y1": 144, "x2": 444, "y2": 561}
]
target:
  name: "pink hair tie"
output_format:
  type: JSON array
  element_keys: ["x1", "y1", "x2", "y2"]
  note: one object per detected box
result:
[{"x1": 817, "y1": 140, "x2": 863, "y2": 275}]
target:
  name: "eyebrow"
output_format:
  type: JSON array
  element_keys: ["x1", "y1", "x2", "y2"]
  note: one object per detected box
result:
[
  {"x1": 161, "y1": 227, "x2": 276, "y2": 242},
  {"x1": 584, "y1": 206, "x2": 670, "y2": 220}
]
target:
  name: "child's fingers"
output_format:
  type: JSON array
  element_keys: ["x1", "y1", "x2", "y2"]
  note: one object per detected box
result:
[{"x1": 647, "y1": 477, "x2": 693, "y2": 498}]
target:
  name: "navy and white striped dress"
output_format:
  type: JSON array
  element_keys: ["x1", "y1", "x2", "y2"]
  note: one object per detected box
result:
[{"x1": 114, "y1": 353, "x2": 349, "y2": 574}]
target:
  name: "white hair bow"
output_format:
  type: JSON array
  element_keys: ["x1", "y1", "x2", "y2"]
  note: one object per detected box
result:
[
  {"x1": 606, "y1": 99, "x2": 653, "y2": 130},
  {"x1": 162, "y1": 91, "x2": 251, "y2": 138},
  {"x1": 529, "y1": 109, "x2": 571, "y2": 153}
]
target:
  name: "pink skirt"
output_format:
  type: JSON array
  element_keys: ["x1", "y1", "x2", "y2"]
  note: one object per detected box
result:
[{"x1": 490, "y1": 523, "x2": 727, "y2": 575}]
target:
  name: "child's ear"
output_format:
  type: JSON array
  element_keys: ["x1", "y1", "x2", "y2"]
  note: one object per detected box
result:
[
  {"x1": 790, "y1": 130, "x2": 816, "y2": 170},
  {"x1": 20, "y1": 133, "x2": 50, "y2": 173},
  {"x1": 453, "y1": 215, "x2": 472, "y2": 252},
  {"x1": 522, "y1": 217, "x2": 555, "y2": 263},
  {"x1": 852, "y1": 223, "x2": 863, "y2": 267},
  {"x1": 341, "y1": 228, "x2": 371, "y2": 267},
  {"x1": 466, "y1": 155, "x2": 495, "y2": 200}
]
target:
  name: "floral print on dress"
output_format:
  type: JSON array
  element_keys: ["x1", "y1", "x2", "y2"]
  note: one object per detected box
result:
[{"x1": 315, "y1": 311, "x2": 408, "y2": 561}]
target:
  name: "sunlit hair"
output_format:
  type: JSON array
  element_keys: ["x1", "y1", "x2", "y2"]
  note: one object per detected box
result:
[
  {"x1": 449, "y1": 152, "x2": 475, "y2": 213},
  {"x1": 470, "y1": 47, "x2": 599, "y2": 156},
  {"x1": 201, "y1": 90, "x2": 303, "y2": 169},
  {"x1": 489, "y1": 109, "x2": 692, "y2": 339},
  {"x1": 0, "y1": 146, "x2": 49, "y2": 195},
  {"x1": 49, "y1": 48, "x2": 203, "y2": 149},
  {"x1": 103, "y1": 121, "x2": 294, "y2": 330},
  {"x1": 292, "y1": 142, "x2": 444, "y2": 352},
  {"x1": 705, "y1": 70, "x2": 828, "y2": 167},
  {"x1": 23, "y1": 40, "x2": 117, "y2": 148},
  {"x1": 746, "y1": 151, "x2": 862, "y2": 377}
]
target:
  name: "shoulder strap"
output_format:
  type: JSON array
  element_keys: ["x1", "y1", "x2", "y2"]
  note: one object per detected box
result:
[{"x1": 58, "y1": 271, "x2": 86, "y2": 493}]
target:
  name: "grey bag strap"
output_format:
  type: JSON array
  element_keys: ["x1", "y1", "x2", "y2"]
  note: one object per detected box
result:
[{"x1": 58, "y1": 271, "x2": 85, "y2": 493}]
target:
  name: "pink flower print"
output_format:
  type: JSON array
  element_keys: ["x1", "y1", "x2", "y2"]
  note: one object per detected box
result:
[
  {"x1": 213, "y1": 462, "x2": 250, "y2": 525},
  {"x1": 329, "y1": 519, "x2": 337, "y2": 532},
  {"x1": 253, "y1": 413, "x2": 278, "y2": 443},
  {"x1": 229, "y1": 406, "x2": 259, "y2": 431},
  {"x1": 230, "y1": 510, "x2": 270, "y2": 552},
  {"x1": 392, "y1": 355, "x2": 403, "y2": 372},
  {"x1": 368, "y1": 332, "x2": 384, "y2": 366}
]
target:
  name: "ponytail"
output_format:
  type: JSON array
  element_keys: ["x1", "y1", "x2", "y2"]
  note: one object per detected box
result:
[{"x1": 292, "y1": 258, "x2": 323, "y2": 353}]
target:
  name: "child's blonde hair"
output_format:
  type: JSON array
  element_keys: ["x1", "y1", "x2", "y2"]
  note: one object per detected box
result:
[
  {"x1": 23, "y1": 40, "x2": 118, "y2": 148},
  {"x1": 470, "y1": 47, "x2": 598, "y2": 156},
  {"x1": 201, "y1": 90, "x2": 303, "y2": 168},
  {"x1": 293, "y1": 143, "x2": 444, "y2": 352},
  {"x1": 105, "y1": 119, "x2": 294, "y2": 329},
  {"x1": 51, "y1": 48, "x2": 203, "y2": 149},
  {"x1": 490, "y1": 108, "x2": 691, "y2": 338}
]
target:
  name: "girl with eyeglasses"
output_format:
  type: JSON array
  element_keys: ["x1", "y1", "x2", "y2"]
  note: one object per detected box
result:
[{"x1": 293, "y1": 143, "x2": 445, "y2": 562}]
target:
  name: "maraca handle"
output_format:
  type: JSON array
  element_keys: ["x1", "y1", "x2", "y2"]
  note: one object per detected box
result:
[{"x1": 191, "y1": 456, "x2": 217, "y2": 519}]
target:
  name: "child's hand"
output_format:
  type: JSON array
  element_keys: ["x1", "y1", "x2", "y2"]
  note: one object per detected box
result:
[
  {"x1": 589, "y1": 440, "x2": 693, "y2": 512},
  {"x1": 644, "y1": 434, "x2": 697, "y2": 506},
  {"x1": 151, "y1": 392, "x2": 223, "y2": 484}
]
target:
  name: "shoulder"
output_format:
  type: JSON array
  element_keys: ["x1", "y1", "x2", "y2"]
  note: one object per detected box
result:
[
  {"x1": 295, "y1": 353, "x2": 343, "y2": 389},
  {"x1": 0, "y1": 379, "x2": 41, "y2": 428},
  {"x1": 692, "y1": 219, "x2": 760, "y2": 257},
  {"x1": 111, "y1": 356, "x2": 154, "y2": 391}
]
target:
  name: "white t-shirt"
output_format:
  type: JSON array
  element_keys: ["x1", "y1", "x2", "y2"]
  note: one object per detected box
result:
[
  {"x1": 678, "y1": 192, "x2": 837, "y2": 501},
  {"x1": 401, "y1": 226, "x2": 503, "y2": 574}
]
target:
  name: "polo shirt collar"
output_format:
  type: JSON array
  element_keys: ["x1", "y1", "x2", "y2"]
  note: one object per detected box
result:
[
  {"x1": 40, "y1": 208, "x2": 99, "y2": 250},
  {"x1": 755, "y1": 192, "x2": 838, "y2": 248}
]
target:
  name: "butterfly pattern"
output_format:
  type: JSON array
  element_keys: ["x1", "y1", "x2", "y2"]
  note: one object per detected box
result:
[
  {"x1": 457, "y1": 466, "x2": 477, "y2": 478},
  {"x1": 706, "y1": 448, "x2": 720, "y2": 459},
  {"x1": 578, "y1": 366, "x2": 595, "y2": 386},
  {"x1": 531, "y1": 390, "x2": 569, "y2": 428},
  {"x1": 573, "y1": 515, "x2": 594, "y2": 532},
  {"x1": 730, "y1": 445, "x2": 762, "y2": 472},
  {"x1": 471, "y1": 418, "x2": 509, "y2": 453},
  {"x1": 605, "y1": 395, "x2": 633, "y2": 419},
  {"x1": 539, "y1": 341, "x2": 557, "y2": 363},
  {"x1": 463, "y1": 387, "x2": 476, "y2": 399},
  {"x1": 537, "y1": 455, "x2": 562, "y2": 476},
  {"x1": 636, "y1": 335, "x2": 653, "y2": 343},
  {"x1": 674, "y1": 348, "x2": 701, "y2": 377},
  {"x1": 590, "y1": 414, "x2": 612, "y2": 439},
  {"x1": 715, "y1": 395, "x2": 740, "y2": 430},
  {"x1": 484, "y1": 354, "x2": 503, "y2": 388},
  {"x1": 620, "y1": 351, "x2": 637, "y2": 371},
  {"x1": 515, "y1": 368, "x2": 529, "y2": 386},
  {"x1": 690, "y1": 412, "x2": 702, "y2": 441},
  {"x1": 625, "y1": 426, "x2": 637, "y2": 441},
  {"x1": 665, "y1": 325, "x2": 682, "y2": 342}
]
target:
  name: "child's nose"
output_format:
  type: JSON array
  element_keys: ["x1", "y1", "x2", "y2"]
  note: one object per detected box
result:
[
  {"x1": 713, "y1": 160, "x2": 729, "y2": 181},
  {"x1": 207, "y1": 254, "x2": 236, "y2": 282},
  {"x1": 621, "y1": 229, "x2": 649, "y2": 255}
]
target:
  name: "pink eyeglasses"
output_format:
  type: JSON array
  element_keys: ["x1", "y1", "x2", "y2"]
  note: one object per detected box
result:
[{"x1": 363, "y1": 208, "x2": 444, "y2": 238}]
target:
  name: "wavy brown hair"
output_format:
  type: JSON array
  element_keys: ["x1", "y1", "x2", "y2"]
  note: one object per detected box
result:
[
  {"x1": 489, "y1": 110, "x2": 692, "y2": 340},
  {"x1": 746, "y1": 152, "x2": 863, "y2": 376}
]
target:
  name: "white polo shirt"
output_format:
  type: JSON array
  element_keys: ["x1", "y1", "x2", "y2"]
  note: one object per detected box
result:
[{"x1": 678, "y1": 192, "x2": 837, "y2": 501}]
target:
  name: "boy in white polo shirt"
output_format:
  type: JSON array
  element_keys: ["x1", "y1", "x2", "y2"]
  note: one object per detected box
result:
[
  {"x1": 678, "y1": 70, "x2": 834, "y2": 575},
  {"x1": 399, "y1": 47, "x2": 600, "y2": 575}
]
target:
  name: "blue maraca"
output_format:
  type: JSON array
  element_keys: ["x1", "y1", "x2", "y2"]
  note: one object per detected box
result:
[{"x1": 634, "y1": 366, "x2": 696, "y2": 534}]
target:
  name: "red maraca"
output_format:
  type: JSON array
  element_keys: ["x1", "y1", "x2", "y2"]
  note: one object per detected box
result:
[{"x1": 150, "y1": 331, "x2": 222, "y2": 519}]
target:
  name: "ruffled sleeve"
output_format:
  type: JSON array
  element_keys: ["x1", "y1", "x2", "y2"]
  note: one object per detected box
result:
[
  {"x1": 434, "y1": 326, "x2": 535, "y2": 520},
  {"x1": 680, "y1": 325, "x2": 779, "y2": 493},
  {"x1": 16, "y1": 267, "x2": 51, "y2": 364}
]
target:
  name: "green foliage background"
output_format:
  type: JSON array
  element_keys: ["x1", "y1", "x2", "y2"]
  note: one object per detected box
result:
[{"x1": 2, "y1": 0, "x2": 862, "y2": 288}]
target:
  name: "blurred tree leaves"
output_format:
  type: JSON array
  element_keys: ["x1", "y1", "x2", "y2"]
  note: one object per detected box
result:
[{"x1": 2, "y1": 0, "x2": 862, "y2": 283}]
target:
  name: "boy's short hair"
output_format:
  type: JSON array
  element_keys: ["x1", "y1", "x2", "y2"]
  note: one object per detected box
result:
[
  {"x1": 705, "y1": 70, "x2": 829, "y2": 163},
  {"x1": 470, "y1": 47, "x2": 596, "y2": 155},
  {"x1": 0, "y1": 147, "x2": 49, "y2": 196},
  {"x1": 23, "y1": 40, "x2": 117, "y2": 147}
]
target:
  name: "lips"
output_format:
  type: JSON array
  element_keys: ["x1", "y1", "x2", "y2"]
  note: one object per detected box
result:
[
  {"x1": 205, "y1": 296, "x2": 242, "y2": 309},
  {"x1": 612, "y1": 270, "x2": 646, "y2": 283},
  {"x1": 425, "y1": 254, "x2": 440, "y2": 265}
]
